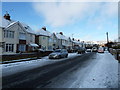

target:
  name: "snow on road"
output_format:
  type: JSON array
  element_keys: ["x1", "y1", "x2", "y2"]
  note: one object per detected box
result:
[
  {"x1": 71, "y1": 51, "x2": 118, "y2": 88},
  {"x1": 1, "y1": 53, "x2": 80, "y2": 77},
  {"x1": 44, "y1": 51, "x2": 118, "y2": 88},
  {"x1": 78, "y1": 51, "x2": 118, "y2": 88}
]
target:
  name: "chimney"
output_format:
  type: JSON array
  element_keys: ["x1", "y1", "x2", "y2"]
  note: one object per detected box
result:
[
  {"x1": 53, "y1": 32, "x2": 55, "y2": 35},
  {"x1": 4, "y1": 12, "x2": 11, "y2": 21},
  {"x1": 59, "y1": 32, "x2": 63, "y2": 35},
  {"x1": 42, "y1": 26, "x2": 46, "y2": 31},
  {"x1": 72, "y1": 38, "x2": 74, "y2": 41}
]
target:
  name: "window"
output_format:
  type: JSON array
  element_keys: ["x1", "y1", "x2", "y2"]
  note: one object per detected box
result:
[
  {"x1": 49, "y1": 38, "x2": 52, "y2": 42},
  {"x1": 19, "y1": 33, "x2": 26, "y2": 40},
  {"x1": 5, "y1": 44, "x2": 14, "y2": 52},
  {"x1": 43, "y1": 37, "x2": 46, "y2": 40},
  {"x1": 62, "y1": 40, "x2": 65, "y2": 44},
  {"x1": 24, "y1": 27, "x2": 28, "y2": 29},
  {"x1": 41, "y1": 46, "x2": 46, "y2": 50},
  {"x1": 4, "y1": 30, "x2": 14, "y2": 38},
  {"x1": 48, "y1": 46, "x2": 52, "y2": 50},
  {"x1": 53, "y1": 39, "x2": 57, "y2": 43},
  {"x1": 18, "y1": 44, "x2": 26, "y2": 52},
  {"x1": 24, "y1": 26, "x2": 29, "y2": 29},
  {"x1": 30, "y1": 34, "x2": 33, "y2": 42}
]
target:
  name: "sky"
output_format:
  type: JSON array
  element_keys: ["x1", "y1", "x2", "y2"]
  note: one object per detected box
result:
[{"x1": 1, "y1": 1, "x2": 118, "y2": 42}]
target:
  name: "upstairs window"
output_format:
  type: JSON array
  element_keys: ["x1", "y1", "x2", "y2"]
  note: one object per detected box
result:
[
  {"x1": 24, "y1": 26, "x2": 29, "y2": 29},
  {"x1": 43, "y1": 37, "x2": 46, "y2": 40},
  {"x1": 4, "y1": 30, "x2": 14, "y2": 38},
  {"x1": 30, "y1": 34, "x2": 33, "y2": 42},
  {"x1": 19, "y1": 32, "x2": 26, "y2": 40},
  {"x1": 49, "y1": 38, "x2": 52, "y2": 42},
  {"x1": 53, "y1": 39, "x2": 57, "y2": 43}
]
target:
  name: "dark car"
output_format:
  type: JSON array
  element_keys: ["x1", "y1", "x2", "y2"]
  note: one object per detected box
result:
[
  {"x1": 92, "y1": 47, "x2": 98, "y2": 52},
  {"x1": 77, "y1": 47, "x2": 86, "y2": 54},
  {"x1": 49, "y1": 49, "x2": 68, "y2": 59},
  {"x1": 86, "y1": 49, "x2": 92, "y2": 52}
]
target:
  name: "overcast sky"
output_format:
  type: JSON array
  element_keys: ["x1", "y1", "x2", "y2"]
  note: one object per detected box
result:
[{"x1": 1, "y1": 1, "x2": 118, "y2": 41}]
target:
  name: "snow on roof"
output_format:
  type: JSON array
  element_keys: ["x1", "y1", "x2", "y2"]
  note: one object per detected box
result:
[
  {"x1": 5, "y1": 21, "x2": 18, "y2": 28},
  {"x1": 29, "y1": 43, "x2": 39, "y2": 47},
  {"x1": 36, "y1": 28, "x2": 52, "y2": 37},
  {"x1": 55, "y1": 33, "x2": 69, "y2": 40},
  {"x1": 0, "y1": 17, "x2": 35, "y2": 34},
  {"x1": 20, "y1": 23, "x2": 35, "y2": 34},
  {"x1": 0, "y1": 17, "x2": 15, "y2": 28},
  {"x1": 72, "y1": 39, "x2": 81, "y2": 44}
]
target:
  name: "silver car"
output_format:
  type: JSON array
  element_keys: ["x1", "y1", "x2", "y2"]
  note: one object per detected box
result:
[{"x1": 49, "y1": 49, "x2": 68, "y2": 59}]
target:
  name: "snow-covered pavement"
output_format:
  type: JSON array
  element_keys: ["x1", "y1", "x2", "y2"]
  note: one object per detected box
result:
[
  {"x1": 1, "y1": 53, "x2": 80, "y2": 77},
  {"x1": 78, "y1": 51, "x2": 118, "y2": 88}
]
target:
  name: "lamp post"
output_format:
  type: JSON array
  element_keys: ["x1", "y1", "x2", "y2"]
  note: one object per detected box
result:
[
  {"x1": 106, "y1": 32, "x2": 109, "y2": 52},
  {"x1": 106, "y1": 32, "x2": 109, "y2": 43},
  {"x1": 72, "y1": 34, "x2": 74, "y2": 50}
]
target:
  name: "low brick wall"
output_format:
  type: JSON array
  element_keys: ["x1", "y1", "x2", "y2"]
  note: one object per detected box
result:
[{"x1": 1, "y1": 51, "x2": 53, "y2": 61}]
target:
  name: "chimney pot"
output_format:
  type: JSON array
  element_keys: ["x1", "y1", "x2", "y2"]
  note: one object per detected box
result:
[
  {"x1": 59, "y1": 32, "x2": 63, "y2": 35},
  {"x1": 4, "y1": 12, "x2": 11, "y2": 20},
  {"x1": 42, "y1": 26, "x2": 46, "y2": 31}
]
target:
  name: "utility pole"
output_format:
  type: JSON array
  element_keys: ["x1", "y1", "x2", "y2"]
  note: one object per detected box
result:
[
  {"x1": 106, "y1": 32, "x2": 109, "y2": 43},
  {"x1": 106, "y1": 32, "x2": 109, "y2": 52},
  {"x1": 72, "y1": 34, "x2": 74, "y2": 50}
]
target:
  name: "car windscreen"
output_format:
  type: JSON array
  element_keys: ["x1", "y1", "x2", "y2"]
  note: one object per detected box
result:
[
  {"x1": 99, "y1": 47, "x2": 103, "y2": 50},
  {"x1": 54, "y1": 50, "x2": 61, "y2": 52}
]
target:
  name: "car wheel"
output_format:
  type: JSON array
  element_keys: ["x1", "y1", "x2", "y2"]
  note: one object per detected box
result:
[
  {"x1": 65, "y1": 54, "x2": 68, "y2": 58},
  {"x1": 58, "y1": 55, "x2": 61, "y2": 59}
]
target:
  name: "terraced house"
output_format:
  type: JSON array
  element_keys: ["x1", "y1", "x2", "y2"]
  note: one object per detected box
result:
[{"x1": 0, "y1": 13, "x2": 38, "y2": 55}]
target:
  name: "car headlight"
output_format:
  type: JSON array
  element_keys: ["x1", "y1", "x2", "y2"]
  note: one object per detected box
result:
[{"x1": 53, "y1": 54, "x2": 58, "y2": 57}]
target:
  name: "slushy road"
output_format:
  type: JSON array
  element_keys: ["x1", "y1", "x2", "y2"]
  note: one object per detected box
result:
[{"x1": 2, "y1": 52, "x2": 118, "y2": 88}]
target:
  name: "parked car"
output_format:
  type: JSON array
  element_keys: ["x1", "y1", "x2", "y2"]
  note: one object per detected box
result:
[
  {"x1": 67, "y1": 49, "x2": 74, "y2": 53},
  {"x1": 77, "y1": 47, "x2": 86, "y2": 54},
  {"x1": 86, "y1": 49, "x2": 92, "y2": 52},
  {"x1": 49, "y1": 49, "x2": 68, "y2": 59},
  {"x1": 98, "y1": 47, "x2": 104, "y2": 53},
  {"x1": 92, "y1": 47, "x2": 98, "y2": 52}
]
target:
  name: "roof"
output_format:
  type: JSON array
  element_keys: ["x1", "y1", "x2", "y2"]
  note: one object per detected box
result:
[
  {"x1": 29, "y1": 43, "x2": 39, "y2": 47},
  {"x1": 0, "y1": 17, "x2": 15, "y2": 28},
  {"x1": 6, "y1": 21, "x2": 18, "y2": 28},
  {"x1": 55, "y1": 33, "x2": 69, "y2": 40},
  {"x1": 72, "y1": 39, "x2": 81, "y2": 44},
  {"x1": 20, "y1": 23, "x2": 35, "y2": 34},
  {"x1": 0, "y1": 17, "x2": 35, "y2": 34},
  {"x1": 36, "y1": 28, "x2": 52, "y2": 37}
]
